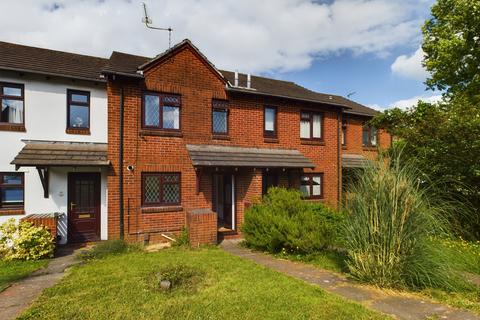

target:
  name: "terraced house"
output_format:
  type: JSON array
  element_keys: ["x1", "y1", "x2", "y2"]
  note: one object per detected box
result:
[{"x1": 0, "y1": 39, "x2": 390, "y2": 246}]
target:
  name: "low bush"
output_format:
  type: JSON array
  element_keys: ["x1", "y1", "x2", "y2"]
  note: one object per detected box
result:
[
  {"x1": 342, "y1": 151, "x2": 465, "y2": 290},
  {"x1": 172, "y1": 228, "x2": 190, "y2": 248},
  {"x1": 0, "y1": 218, "x2": 54, "y2": 261},
  {"x1": 150, "y1": 263, "x2": 205, "y2": 294},
  {"x1": 242, "y1": 187, "x2": 345, "y2": 254},
  {"x1": 79, "y1": 239, "x2": 140, "y2": 260}
]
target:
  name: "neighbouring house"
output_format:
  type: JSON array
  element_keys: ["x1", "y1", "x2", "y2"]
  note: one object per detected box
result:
[{"x1": 0, "y1": 39, "x2": 390, "y2": 246}]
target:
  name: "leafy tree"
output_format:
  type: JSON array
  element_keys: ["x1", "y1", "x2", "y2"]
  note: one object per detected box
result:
[
  {"x1": 372, "y1": 96, "x2": 480, "y2": 238},
  {"x1": 423, "y1": 0, "x2": 480, "y2": 98}
]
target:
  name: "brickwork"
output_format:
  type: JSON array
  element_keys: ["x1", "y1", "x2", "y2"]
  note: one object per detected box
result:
[
  {"x1": 187, "y1": 209, "x2": 217, "y2": 247},
  {"x1": 21, "y1": 215, "x2": 58, "y2": 242},
  {"x1": 106, "y1": 43, "x2": 391, "y2": 244}
]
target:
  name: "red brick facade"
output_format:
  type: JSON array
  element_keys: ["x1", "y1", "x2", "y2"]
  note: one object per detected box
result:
[{"x1": 106, "y1": 43, "x2": 390, "y2": 245}]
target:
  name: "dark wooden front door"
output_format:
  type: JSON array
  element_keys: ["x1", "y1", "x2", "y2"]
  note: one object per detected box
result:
[{"x1": 67, "y1": 173, "x2": 101, "y2": 243}]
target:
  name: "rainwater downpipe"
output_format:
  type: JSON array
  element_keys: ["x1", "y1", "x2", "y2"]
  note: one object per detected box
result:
[{"x1": 119, "y1": 86, "x2": 125, "y2": 239}]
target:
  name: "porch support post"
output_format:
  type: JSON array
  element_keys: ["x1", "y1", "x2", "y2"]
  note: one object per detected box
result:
[{"x1": 36, "y1": 166, "x2": 49, "y2": 199}]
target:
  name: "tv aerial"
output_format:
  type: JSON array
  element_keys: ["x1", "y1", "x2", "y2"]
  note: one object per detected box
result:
[{"x1": 141, "y1": 2, "x2": 173, "y2": 48}]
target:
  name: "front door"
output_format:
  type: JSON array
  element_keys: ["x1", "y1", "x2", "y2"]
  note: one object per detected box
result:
[
  {"x1": 213, "y1": 173, "x2": 235, "y2": 230},
  {"x1": 67, "y1": 172, "x2": 101, "y2": 243}
]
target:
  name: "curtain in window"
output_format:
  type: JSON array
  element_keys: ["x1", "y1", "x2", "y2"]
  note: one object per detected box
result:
[
  {"x1": 312, "y1": 176, "x2": 321, "y2": 196},
  {"x1": 163, "y1": 106, "x2": 180, "y2": 129},
  {"x1": 371, "y1": 128, "x2": 378, "y2": 146},
  {"x1": 265, "y1": 108, "x2": 275, "y2": 131},
  {"x1": 313, "y1": 114, "x2": 321, "y2": 138},
  {"x1": 300, "y1": 114, "x2": 310, "y2": 138},
  {"x1": 2, "y1": 100, "x2": 23, "y2": 123}
]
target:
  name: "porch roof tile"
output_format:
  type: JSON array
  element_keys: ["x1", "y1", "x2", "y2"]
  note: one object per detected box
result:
[
  {"x1": 186, "y1": 144, "x2": 315, "y2": 168},
  {"x1": 341, "y1": 153, "x2": 370, "y2": 168},
  {"x1": 11, "y1": 140, "x2": 110, "y2": 167}
]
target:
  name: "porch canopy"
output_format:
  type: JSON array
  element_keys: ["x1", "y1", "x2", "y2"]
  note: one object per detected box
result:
[
  {"x1": 11, "y1": 140, "x2": 109, "y2": 198},
  {"x1": 186, "y1": 144, "x2": 315, "y2": 169},
  {"x1": 341, "y1": 154, "x2": 369, "y2": 168}
]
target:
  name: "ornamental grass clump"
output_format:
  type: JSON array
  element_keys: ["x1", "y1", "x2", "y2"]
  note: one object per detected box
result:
[{"x1": 342, "y1": 152, "x2": 464, "y2": 290}]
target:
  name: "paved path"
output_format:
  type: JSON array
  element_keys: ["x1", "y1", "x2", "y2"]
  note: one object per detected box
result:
[
  {"x1": 0, "y1": 246, "x2": 84, "y2": 320},
  {"x1": 221, "y1": 240, "x2": 480, "y2": 320}
]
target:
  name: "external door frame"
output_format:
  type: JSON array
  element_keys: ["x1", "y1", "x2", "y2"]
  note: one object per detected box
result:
[
  {"x1": 67, "y1": 172, "x2": 101, "y2": 243},
  {"x1": 212, "y1": 172, "x2": 236, "y2": 231}
]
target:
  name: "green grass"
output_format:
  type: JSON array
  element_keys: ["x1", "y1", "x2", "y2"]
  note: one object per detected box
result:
[
  {"x1": 19, "y1": 247, "x2": 389, "y2": 320},
  {"x1": 281, "y1": 239, "x2": 480, "y2": 315},
  {"x1": 0, "y1": 259, "x2": 49, "y2": 291},
  {"x1": 277, "y1": 250, "x2": 347, "y2": 273}
]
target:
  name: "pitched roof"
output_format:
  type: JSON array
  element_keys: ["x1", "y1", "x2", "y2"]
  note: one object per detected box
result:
[
  {"x1": 101, "y1": 50, "x2": 378, "y2": 116},
  {"x1": 0, "y1": 41, "x2": 108, "y2": 82},
  {"x1": 0, "y1": 40, "x2": 378, "y2": 116},
  {"x1": 341, "y1": 154, "x2": 370, "y2": 168},
  {"x1": 186, "y1": 144, "x2": 315, "y2": 168},
  {"x1": 11, "y1": 140, "x2": 110, "y2": 167}
]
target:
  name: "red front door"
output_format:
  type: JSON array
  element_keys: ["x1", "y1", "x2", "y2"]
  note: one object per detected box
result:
[{"x1": 67, "y1": 172, "x2": 101, "y2": 243}]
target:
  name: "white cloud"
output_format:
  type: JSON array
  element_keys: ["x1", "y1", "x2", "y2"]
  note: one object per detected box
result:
[
  {"x1": 391, "y1": 47, "x2": 428, "y2": 80},
  {"x1": 388, "y1": 94, "x2": 442, "y2": 110},
  {"x1": 0, "y1": 0, "x2": 424, "y2": 74}
]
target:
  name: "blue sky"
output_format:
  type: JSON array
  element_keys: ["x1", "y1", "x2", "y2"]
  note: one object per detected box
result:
[{"x1": 0, "y1": 0, "x2": 442, "y2": 110}]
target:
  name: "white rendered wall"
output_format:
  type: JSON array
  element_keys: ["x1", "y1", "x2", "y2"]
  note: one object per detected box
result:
[{"x1": 0, "y1": 71, "x2": 108, "y2": 244}]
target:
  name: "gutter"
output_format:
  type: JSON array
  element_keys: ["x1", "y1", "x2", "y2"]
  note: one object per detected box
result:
[
  {"x1": 226, "y1": 87, "x2": 352, "y2": 110},
  {"x1": 0, "y1": 66, "x2": 106, "y2": 83},
  {"x1": 101, "y1": 70, "x2": 144, "y2": 79}
]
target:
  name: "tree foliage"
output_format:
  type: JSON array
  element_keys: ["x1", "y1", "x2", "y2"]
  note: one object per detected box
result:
[
  {"x1": 423, "y1": 0, "x2": 480, "y2": 97},
  {"x1": 371, "y1": 96, "x2": 480, "y2": 238}
]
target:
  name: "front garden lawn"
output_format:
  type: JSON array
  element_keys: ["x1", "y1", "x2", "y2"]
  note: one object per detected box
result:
[
  {"x1": 280, "y1": 239, "x2": 480, "y2": 315},
  {"x1": 19, "y1": 247, "x2": 388, "y2": 320},
  {"x1": 0, "y1": 259, "x2": 49, "y2": 291}
]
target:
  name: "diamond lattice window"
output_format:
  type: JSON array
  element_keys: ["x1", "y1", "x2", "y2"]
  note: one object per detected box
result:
[{"x1": 142, "y1": 173, "x2": 180, "y2": 206}]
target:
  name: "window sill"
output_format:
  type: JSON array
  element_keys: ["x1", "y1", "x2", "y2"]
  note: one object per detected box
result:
[
  {"x1": 66, "y1": 128, "x2": 90, "y2": 135},
  {"x1": 141, "y1": 206, "x2": 183, "y2": 214},
  {"x1": 140, "y1": 129, "x2": 183, "y2": 137},
  {"x1": 342, "y1": 145, "x2": 348, "y2": 150},
  {"x1": 212, "y1": 134, "x2": 230, "y2": 141},
  {"x1": 264, "y1": 137, "x2": 279, "y2": 143},
  {"x1": 303, "y1": 198, "x2": 324, "y2": 202},
  {"x1": 363, "y1": 146, "x2": 378, "y2": 151},
  {"x1": 301, "y1": 139, "x2": 325, "y2": 146},
  {"x1": 0, "y1": 208, "x2": 25, "y2": 216},
  {"x1": 0, "y1": 123, "x2": 26, "y2": 132}
]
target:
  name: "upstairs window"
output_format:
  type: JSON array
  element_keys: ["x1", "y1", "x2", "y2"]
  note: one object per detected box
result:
[
  {"x1": 142, "y1": 173, "x2": 181, "y2": 207},
  {"x1": 341, "y1": 117, "x2": 347, "y2": 146},
  {"x1": 300, "y1": 173, "x2": 323, "y2": 199},
  {"x1": 362, "y1": 124, "x2": 378, "y2": 147},
  {"x1": 1, "y1": 82, "x2": 24, "y2": 125},
  {"x1": 0, "y1": 172, "x2": 24, "y2": 209},
  {"x1": 264, "y1": 106, "x2": 277, "y2": 137},
  {"x1": 212, "y1": 100, "x2": 228, "y2": 135},
  {"x1": 300, "y1": 111, "x2": 323, "y2": 140},
  {"x1": 67, "y1": 89, "x2": 90, "y2": 129},
  {"x1": 143, "y1": 93, "x2": 181, "y2": 130}
]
